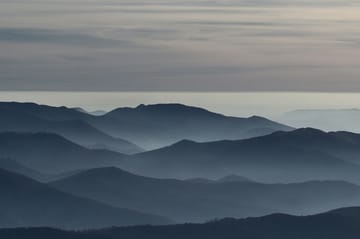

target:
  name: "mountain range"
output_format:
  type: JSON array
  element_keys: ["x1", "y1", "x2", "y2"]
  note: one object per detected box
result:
[
  {"x1": 0, "y1": 102, "x2": 293, "y2": 150},
  {"x1": 2, "y1": 207, "x2": 360, "y2": 239},
  {"x1": 3, "y1": 101, "x2": 360, "y2": 236},
  {"x1": 123, "y1": 128, "x2": 360, "y2": 183},
  {"x1": 0, "y1": 132, "x2": 124, "y2": 174},
  {"x1": 51, "y1": 167, "x2": 360, "y2": 222},
  {"x1": 0, "y1": 157, "x2": 48, "y2": 181},
  {"x1": 90, "y1": 103, "x2": 293, "y2": 149},
  {"x1": 0, "y1": 168, "x2": 171, "y2": 229},
  {"x1": 4, "y1": 126, "x2": 360, "y2": 184},
  {"x1": 0, "y1": 102, "x2": 142, "y2": 154}
]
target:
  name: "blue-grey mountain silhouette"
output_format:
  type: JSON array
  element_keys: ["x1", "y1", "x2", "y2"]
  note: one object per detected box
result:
[
  {"x1": 0, "y1": 102, "x2": 292, "y2": 150},
  {"x1": 0, "y1": 132, "x2": 124, "y2": 174},
  {"x1": 3, "y1": 207, "x2": 360, "y2": 239},
  {"x1": 0, "y1": 102, "x2": 142, "y2": 154},
  {"x1": 0, "y1": 157, "x2": 49, "y2": 181},
  {"x1": 0, "y1": 168, "x2": 171, "y2": 229},
  {"x1": 52, "y1": 167, "x2": 360, "y2": 222},
  {"x1": 124, "y1": 128, "x2": 360, "y2": 183},
  {"x1": 92, "y1": 103, "x2": 293, "y2": 149}
]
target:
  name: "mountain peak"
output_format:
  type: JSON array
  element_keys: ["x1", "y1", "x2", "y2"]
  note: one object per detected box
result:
[
  {"x1": 327, "y1": 206, "x2": 360, "y2": 218},
  {"x1": 135, "y1": 104, "x2": 147, "y2": 109},
  {"x1": 135, "y1": 103, "x2": 215, "y2": 115},
  {"x1": 109, "y1": 103, "x2": 222, "y2": 117},
  {"x1": 270, "y1": 128, "x2": 326, "y2": 138},
  {"x1": 292, "y1": 127, "x2": 326, "y2": 135},
  {"x1": 67, "y1": 166, "x2": 138, "y2": 180},
  {"x1": 171, "y1": 139, "x2": 197, "y2": 147},
  {"x1": 248, "y1": 115, "x2": 267, "y2": 120},
  {"x1": 217, "y1": 174, "x2": 252, "y2": 183}
]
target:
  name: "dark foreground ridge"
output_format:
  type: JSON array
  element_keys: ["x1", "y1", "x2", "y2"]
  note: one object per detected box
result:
[{"x1": 1, "y1": 207, "x2": 360, "y2": 239}]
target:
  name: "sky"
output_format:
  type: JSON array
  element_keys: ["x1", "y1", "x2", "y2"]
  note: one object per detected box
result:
[{"x1": 0, "y1": 0, "x2": 360, "y2": 91}]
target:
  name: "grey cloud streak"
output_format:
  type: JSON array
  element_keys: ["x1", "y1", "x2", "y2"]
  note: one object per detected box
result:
[
  {"x1": 0, "y1": 28, "x2": 135, "y2": 48},
  {"x1": 0, "y1": 0, "x2": 360, "y2": 91}
]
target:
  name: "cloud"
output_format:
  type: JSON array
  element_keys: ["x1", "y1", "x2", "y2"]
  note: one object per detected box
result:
[
  {"x1": 0, "y1": 28, "x2": 134, "y2": 48},
  {"x1": 1, "y1": 0, "x2": 360, "y2": 92},
  {"x1": 181, "y1": 21, "x2": 279, "y2": 27}
]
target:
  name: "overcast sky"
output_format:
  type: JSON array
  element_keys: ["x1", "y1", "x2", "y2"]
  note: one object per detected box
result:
[{"x1": 1, "y1": 0, "x2": 360, "y2": 91}]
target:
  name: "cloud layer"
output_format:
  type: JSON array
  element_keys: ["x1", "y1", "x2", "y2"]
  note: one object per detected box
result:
[{"x1": 0, "y1": 0, "x2": 359, "y2": 91}]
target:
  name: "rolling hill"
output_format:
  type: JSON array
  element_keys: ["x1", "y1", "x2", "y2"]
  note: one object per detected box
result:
[
  {"x1": 0, "y1": 102, "x2": 142, "y2": 154},
  {"x1": 91, "y1": 103, "x2": 293, "y2": 149},
  {"x1": 123, "y1": 128, "x2": 360, "y2": 183},
  {"x1": 0, "y1": 102, "x2": 292, "y2": 150},
  {"x1": 51, "y1": 167, "x2": 360, "y2": 222},
  {"x1": 0, "y1": 157, "x2": 49, "y2": 181},
  {"x1": 3, "y1": 207, "x2": 360, "y2": 239},
  {"x1": 0, "y1": 168, "x2": 171, "y2": 229},
  {"x1": 0, "y1": 132, "x2": 125, "y2": 174}
]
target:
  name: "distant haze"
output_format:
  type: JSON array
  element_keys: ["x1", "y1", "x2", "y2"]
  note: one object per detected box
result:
[{"x1": 0, "y1": 0, "x2": 359, "y2": 91}]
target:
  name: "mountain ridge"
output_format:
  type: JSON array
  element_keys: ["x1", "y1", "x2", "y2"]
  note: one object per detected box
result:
[
  {"x1": 124, "y1": 128, "x2": 360, "y2": 182},
  {"x1": 3, "y1": 206, "x2": 360, "y2": 239},
  {"x1": 0, "y1": 102, "x2": 142, "y2": 154},
  {"x1": 51, "y1": 166, "x2": 360, "y2": 223},
  {"x1": 0, "y1": 132, "x2": 125, "y2": 174},
  {"x1": 0, "y1": 168, "x2": 171, "y2": 229},
  {"x1": 92, "y1": 103, "x2": 294, "y2": 149}
]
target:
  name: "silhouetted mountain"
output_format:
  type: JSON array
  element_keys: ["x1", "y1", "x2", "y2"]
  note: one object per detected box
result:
[
  {"x1": 0, "y1": 132, "x2": 125, "y2": 174},
  {"x1": 124, "y1": 128, "x2": 360, "y2": 183},
  {"x1": 0, "y1": 102, "x2": 142, "y2": 154},
  {"x1": 0, "y1": 102, "x2": 86, "y2": 120},
  {"x1": 0, "y1": 168, "x2": 171, "y2": 229},
  {"x1": 4, "y1": 207, "x2": 360, "y2": 239},
  {"x1": 185, "y1": 177, "x2": 215, "y2": 184},
  {"x1": 217, "y1": 174, "x2": 253, "y2": 183},
  {"x1": 51, "y1": 167, "x2": 360, "y2": 222},
  {"x1": 279, "y1": 108, "x2": 360, "y2": 133},
  {"x1": 0, "y1": 158, "x2": 91, "y2": 182},
  {"x1": 186, "y1": 174, "x2": 254, "y2": 184},
  {"x1": 90, "y1": 103, "x2": 293, "y2": 149},
  {"x1": 0, "y1": 158, "x2": 49, "y2": 181},
  {"x1": 0, "y1": 228, "x2": 96, "y2": 239},
  {"x1": 0, "y1": 102, "x2": 292, "y2": 150},
  {"x1": 258, "y1": 128, "x2": 360, "y2": 164}
]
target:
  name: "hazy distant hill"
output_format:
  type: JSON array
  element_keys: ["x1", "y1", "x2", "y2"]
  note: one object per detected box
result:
[
  {"x1": 3, "y1": 207, "x2": 360, "y2": 239},
  {"x1": 124, "y1": 128, "x2": 360, "y2": 182},
  {"x1": 186, "y1": 174, "x2": 254, "y2": 184},
  {"x1": 0, "y1": 102, "x2": 142, "y2": 154},
  {"x1": 279, "y1": 108, "x2": 360, "y2": 133},
  {"x1": 0, "y1": 158, "x2": 86, "y2": 182},
  {"x1": 0, "y1": 169, "x2": 171, "y2": 229},
  {"x1": 90, "y1": 207, "x2": 360, "y2": 239},
  {"x1": 0, "y1": 132, "x2": 125, "y2": 174},
  {"x1": 217, "y1": 174, "x2": 253, "y2": 183},
  {"x1": 90, "y1": 103, "x2": 293, "y2": 149},
  {"x1": 0, "y1": 158, "x2": 48, "y2": 181},
  {"x1": 0, "y1": 102, "x2": 292, "y2": 150},
  {"x1": 51, "y1": 167, "x2": 360, "y2": 222},
  {"x1": 250, "y1": 128, "x2": 360, "y2": 164}
]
